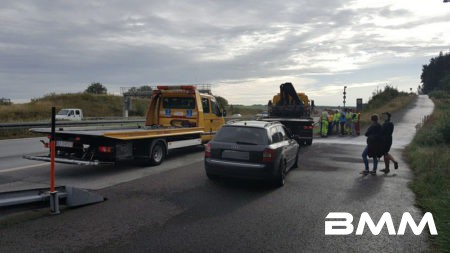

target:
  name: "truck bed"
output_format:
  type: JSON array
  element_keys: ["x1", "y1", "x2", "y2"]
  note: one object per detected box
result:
[
  {"x1": 262, "y1": 117, "x2": 313, "y2": 122},
  {"x1": 30, "y1": 126, "x2": 205, "y2": 140},
  {"x1": 261, "y1": 117, "x2": 314, "y2": 145}
]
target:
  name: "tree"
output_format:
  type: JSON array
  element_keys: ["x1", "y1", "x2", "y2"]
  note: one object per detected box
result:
[
  {"x1": 85, "y1": 82, "x2": 107, "y2": 94},
  {"x1": 216, "y1": 96, "x2": 229, "y2": 107},
  {"x1": 421, "y1": 51, "x2": 450, "y2": 94}
]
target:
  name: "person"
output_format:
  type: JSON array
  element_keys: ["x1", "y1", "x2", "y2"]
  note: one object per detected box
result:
[
  {"x1": 354, "y1": 112, "x2": 361, "y2": 136},
  {"x1": 361, "y1": 114, "x2": 382, "y2": 175},
  {"x1": 339, "y1": 110, "x2": 346, "y2": 136},
  {"x1": 333, "y1": 110, "x2": 340, "y2": 134},
  {"x1": 327, "y1": 111, "x2": 334, "y2": 135},
  {"x1": 379, "y1": 112, "x2": 399, "y2": 174},
  {"x1": 345, "y1": 109, "x2": 352, "y2": 135},
  {"x1": 320, "y1": 110, "x2": 329, "y2": 137},
  {"x1": 351, "y1": 111, "x2": 358, "y2": 136}
]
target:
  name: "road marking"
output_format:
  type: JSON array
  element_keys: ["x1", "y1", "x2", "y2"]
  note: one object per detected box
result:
[{"x1": 0, "y1": 163, "x2": 48, "y2": 173}]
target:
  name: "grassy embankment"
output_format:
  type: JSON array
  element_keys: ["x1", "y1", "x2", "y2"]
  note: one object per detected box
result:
[
  {"x1": 0, "y1": 93, "x2": 149, "y2": 139},
  {"x1": 359, "y1": 86, "x2": 416, "y2": 128},
  {"x1": 405, "y1": 90, "x2": 449, "y2": 253},
  {"x1": 225, "y1": 104, "x2": 266, "y2": 119}
]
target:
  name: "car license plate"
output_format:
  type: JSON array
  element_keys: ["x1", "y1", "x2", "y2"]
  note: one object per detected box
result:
[
  {"x1": 222, "y1": 150, "x2": 249, "y2": 160},
  {"x1": 56, "y1": 140, "x2": 73, "y2": 148}
]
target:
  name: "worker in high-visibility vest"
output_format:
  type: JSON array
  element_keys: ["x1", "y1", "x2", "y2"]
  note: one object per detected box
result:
[
  {"x1": 355, "y1": 112, "x2": 361, "y2": 135},
  {"x1": 321, "y1": 110, "x2": 329, "y2": 137},
  {"x1": 345, "y1": 109, "x2": 353, "y2": 135},
  {"x1": 339, "y1": 110, "x2": 346, "y2": 135},
  {"x1": 333, "y1": 110, "x2": 340, "y2": 135},
  {"x1": 327, "y1": 111, "x2": 334, "y2": 135}
]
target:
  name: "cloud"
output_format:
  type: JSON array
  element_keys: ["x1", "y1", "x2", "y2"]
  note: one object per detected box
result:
[{"x1": 0, "y1": 0, "x2": 449, "y2": 105}]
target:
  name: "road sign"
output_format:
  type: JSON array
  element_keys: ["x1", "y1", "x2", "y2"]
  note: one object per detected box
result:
[{"x1": 356, "y1": 98, "x2": 363, "y2": 112}]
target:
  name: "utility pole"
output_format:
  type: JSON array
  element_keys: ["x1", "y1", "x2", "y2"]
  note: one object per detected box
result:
[{"x1": 343, "y1": 86, "x2": 347, "y2": 109}]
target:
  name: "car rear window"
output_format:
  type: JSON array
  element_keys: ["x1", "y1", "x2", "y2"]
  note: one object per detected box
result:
[{"x1": 214, "y1": 126, "x2": 268, "y2": 145}]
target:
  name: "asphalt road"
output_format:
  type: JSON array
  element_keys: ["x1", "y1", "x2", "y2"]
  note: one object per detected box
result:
[{"x1": 0, "y1": 95, "x2": 436, "y2": 252}]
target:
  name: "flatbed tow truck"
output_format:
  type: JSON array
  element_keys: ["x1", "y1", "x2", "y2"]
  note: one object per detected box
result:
[{"x1": 24, "y1": 85, "x2": 226, "y2": 166}]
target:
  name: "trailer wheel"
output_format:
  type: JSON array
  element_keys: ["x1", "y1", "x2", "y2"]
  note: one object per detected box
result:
[{"x1": 149, "y1": 141, "x2": 166, "y2": 166}]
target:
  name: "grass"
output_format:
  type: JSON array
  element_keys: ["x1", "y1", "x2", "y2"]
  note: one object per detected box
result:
[
  {"x1": 0, "y1": 93, "x2": 150, "y2": 140},
  {"x1": 360, "y1": 93, "x2": 416, "y2": 128},
  {"x1": 0, "y1": 93, "x2": 149, "y2": 123},
  {"x1": 226, "y1": 104, "x2": 266, "y2": 118},
  {"x1": 405, "y1": 91, "x2": 450, "y2": 253}
]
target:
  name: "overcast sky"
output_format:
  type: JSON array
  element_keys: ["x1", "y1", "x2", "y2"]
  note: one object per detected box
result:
[{"x1": 1, "y1": 1, "x2": 449, "y2": 106}]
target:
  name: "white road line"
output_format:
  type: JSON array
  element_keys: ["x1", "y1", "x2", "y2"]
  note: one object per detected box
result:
[{"x1": 0, "y1": 163, "x2": 48, "y2": 173}]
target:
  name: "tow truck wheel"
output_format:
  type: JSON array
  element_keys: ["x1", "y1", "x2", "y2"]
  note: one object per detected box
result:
[{"x1": 149, "y1": 141, "x2": 165, "y2": 166}]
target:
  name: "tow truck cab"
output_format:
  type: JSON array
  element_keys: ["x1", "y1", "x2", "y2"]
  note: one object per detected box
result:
[{"x1": 146, "y1": 85, "x2": 226, "y2": 142}]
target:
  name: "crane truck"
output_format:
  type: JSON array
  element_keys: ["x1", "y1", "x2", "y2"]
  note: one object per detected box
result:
[
  {"x1": 261, "y1": 82, "x2": 314, "y2": 145},
  {"x1": 24, "y1": 85, "x2": 226, "y2": 166}
]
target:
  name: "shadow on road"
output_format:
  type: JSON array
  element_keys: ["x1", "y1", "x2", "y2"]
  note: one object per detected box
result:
[
  {"x1": 349, "y1": 174, "x2": 385, "y2": 198},
  {"x1": 53, "y1": 145, "x2": 205, "y2": 178}
]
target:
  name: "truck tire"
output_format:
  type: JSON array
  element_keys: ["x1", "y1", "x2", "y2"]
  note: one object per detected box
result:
[{"x1": 149, "y1": 141, "x2": 166, "y2": 166}]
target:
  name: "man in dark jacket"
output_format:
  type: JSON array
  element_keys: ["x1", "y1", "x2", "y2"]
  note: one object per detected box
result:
[
  {"x1": 361, "y1": 114, "x2": 382, "y2": 175},
  {"x1": 379, "y1": 112, "x2": 399, "y2": 174}
]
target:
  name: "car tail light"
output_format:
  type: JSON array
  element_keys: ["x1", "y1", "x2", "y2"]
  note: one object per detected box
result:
[
  {"x1": 262, "y1": 148, "x2": 276, "y2": 163},
  {"x1": 303, "y1": 125, "x2": 313, "y2": 130},
  {"x1": 98, "y1": 146, "x2": 113, "y2": 153},
  {"x1": 204, "y1": 143, "x2": 211, "y2": 157}
]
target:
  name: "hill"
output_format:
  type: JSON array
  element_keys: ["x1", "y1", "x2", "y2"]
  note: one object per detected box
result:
[{"x1": 0, "y1": 93, "x2": 149, "y2": 123}]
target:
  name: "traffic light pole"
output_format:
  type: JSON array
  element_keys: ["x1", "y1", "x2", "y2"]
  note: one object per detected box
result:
[{"x1": 343, "y1": 86, "x2": 347, "y2": 109}]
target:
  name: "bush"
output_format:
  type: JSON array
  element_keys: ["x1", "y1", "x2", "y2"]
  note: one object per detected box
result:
[{"x1": 364, "y1": 85, "x2": 409, "y2": 111}]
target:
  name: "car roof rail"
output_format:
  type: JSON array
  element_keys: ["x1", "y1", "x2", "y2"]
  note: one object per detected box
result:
[
  {"x1": 264, "y1": 121, "x2": 280, "y2": 128},
  {"x1": 226, "y1": 119, "x2": 240, "y2": 125}
]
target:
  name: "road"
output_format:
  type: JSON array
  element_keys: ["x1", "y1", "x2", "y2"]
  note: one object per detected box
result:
[{"x1": 0, "y1": 95, "x2": 436, "y2": 252}]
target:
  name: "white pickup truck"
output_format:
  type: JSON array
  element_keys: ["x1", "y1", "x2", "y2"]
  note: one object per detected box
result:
[{"x1": 55, "y1": 108, "x2": 83, "y2": 121}]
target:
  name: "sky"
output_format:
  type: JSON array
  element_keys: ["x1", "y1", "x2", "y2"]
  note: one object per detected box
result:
[{"x1": 0, "y1": 1, "x2": 449, "y2": 106}]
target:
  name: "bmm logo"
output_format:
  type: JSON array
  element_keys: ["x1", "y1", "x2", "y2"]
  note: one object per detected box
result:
[{"x1": 325, "y1": 212, "x2": 438, "y2": 235}]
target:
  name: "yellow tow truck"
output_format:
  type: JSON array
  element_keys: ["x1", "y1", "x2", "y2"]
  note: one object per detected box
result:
[{"x1": 24, "y1": 85, "x2": 226, "y2": 166}]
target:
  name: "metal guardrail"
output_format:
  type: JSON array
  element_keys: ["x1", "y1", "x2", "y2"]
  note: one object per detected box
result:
[
  {"x1": 0, "y1": 186, "x2": 105, "y2": 210},
  {"x1": 0, "y1": 115, "x2": 283, "y2": 130},
  {"x1": 0, "y1": 118, "x2": 146, "y2": 130}
]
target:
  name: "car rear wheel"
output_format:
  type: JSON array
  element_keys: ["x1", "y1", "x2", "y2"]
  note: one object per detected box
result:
[{"x1": 273, "y1": 160, "x2": 286, "y2": 187}]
